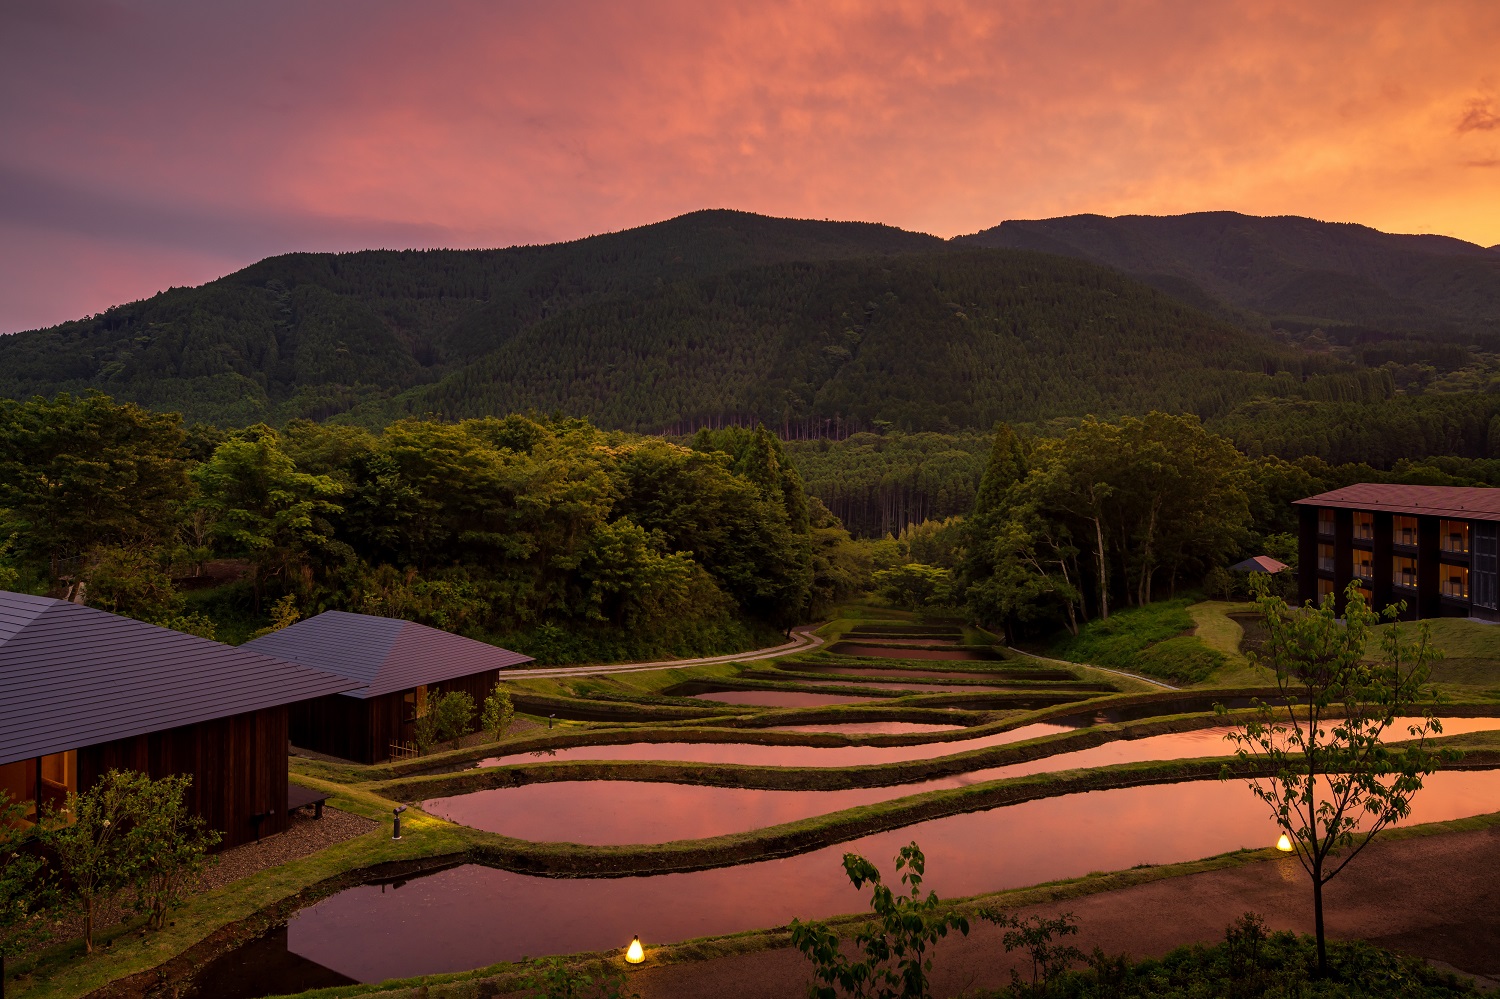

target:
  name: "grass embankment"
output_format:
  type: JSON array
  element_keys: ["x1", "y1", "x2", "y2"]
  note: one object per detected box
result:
[
  {"x1": 1047, "y1": 597, "x2": 1273, "y2": 687},
  {"x1": 1366, "y1": 617, "x2": 1500, "y2": 699}
]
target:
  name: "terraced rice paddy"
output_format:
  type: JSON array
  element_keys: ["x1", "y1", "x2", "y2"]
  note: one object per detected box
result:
[{"x1": 196, "y1": 615, "x2": 1500, "y2": 997}]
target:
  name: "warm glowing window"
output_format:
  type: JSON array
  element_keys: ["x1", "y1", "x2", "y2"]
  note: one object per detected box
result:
[
  {"x1": 1318, "y1": 508, "x2": 1335, "y2": 536},
  {"x1": 1393, "y1": 556, "x2": 1418, "y2": 589},
  {"x1": 1354, "y1": 511, "x2": 1374, "y2": 541},
  {"x1": 1394, "y1": 516, "x2": 1419, "y2": 547},
  {"x1": 1441, "y1": 520, "x2": 1470, "y2": 554},
  {"x1": 1354, "y1": 552, "x2": 1373, "y2": 580},
  {"x1": 1317, "y1": 578, "x2": 1335, "y2": 600},
  {"x1": 1443, "y1": 566, "x2": 1470, "y2": 599},
  {"x1": 1318, "y1": 543, "x2": 1335, "y2": 573},
  {"x1": 0, "y1": 751, "x2": 77, "y2": 827},
  {"x1": 1355, "y1": 585, "x2": 1374, "y2": 604}
]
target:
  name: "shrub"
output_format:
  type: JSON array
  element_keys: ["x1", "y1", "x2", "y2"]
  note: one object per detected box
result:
[
  {"x1": 415, "y1": 688, "x2": 478, "y2": 753},
  {"x1": 482, "y1": 684, "x2": 516, "y2": 741}
]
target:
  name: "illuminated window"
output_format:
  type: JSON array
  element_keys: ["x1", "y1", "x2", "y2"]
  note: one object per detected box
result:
[
  {"x1": 0, "y1": 750, "x2": 77, "y2": 827},
  {"x1": 1354, "y1": 511, "x2": 1374, "y2": 541},
  {"x1": 1394, "y1": 516, "x2": 1419, "y2": 547},
  {"x1": 1317, "y1": 578, "x2": 1335, "y2": 600},
  {"x1": 1393, "y1": 556, "x2": 1418, "y2": 589},
  {"x1": 1354, "y1": 552, "x2": 1373, "y2": 580},
  {"x1": 1318, "y1": 543, "x2": 1335, "y2": 573},
  {"x1": 1441, "y1": 519, "x2": 1470, "y2": 554},
  {"x1": 1355, "y1": 585, "x2": 1374, "y2": 605},
  {"x1": 1318, "y1": 508, "x2": 1335, "y2": 536},
  {"x1": 1443, "y1": 566, "x2": 1470, "y2": 600}
]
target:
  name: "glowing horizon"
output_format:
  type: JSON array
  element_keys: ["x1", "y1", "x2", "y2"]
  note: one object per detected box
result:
[{"x1": 2, "y1": 0, "x2": 1497, "y2": 333}]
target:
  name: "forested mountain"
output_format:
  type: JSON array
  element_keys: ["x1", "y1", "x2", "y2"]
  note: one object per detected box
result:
[
  {"x1": 0, "y1": 211, "x2": 941, "y2": 425},
  {"x1": 382, "y1": 250, "x2": 1373, "y2": 433},
  {"x1": 959, "y1": 212, "x2": 1500, "y2": 339}
]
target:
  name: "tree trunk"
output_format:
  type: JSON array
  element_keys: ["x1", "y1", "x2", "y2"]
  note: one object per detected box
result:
[
  {"x1": 1094, "y1": 517, "x2": 1109, "y2": 619},
  {"x1": 84, "y1": 897, "x2": 94, "y2": 954},
  {"x1": 1313, "y1": 865, "x2": 1327, "y2": 976}
]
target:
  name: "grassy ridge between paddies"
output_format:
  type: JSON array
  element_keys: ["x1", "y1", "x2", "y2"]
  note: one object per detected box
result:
[
  {"x1": 309, "y1": 687, "x2": 1300, "y2": 783},
  {"x1": 376, "y1": 702, "x2": 1500, "y2": 798},
  {"x1": 20, "y1": 729, "x2": 1500, "y2": 999},
  {"x1": 245, "y1": 806, "x2": 1500, "y2": 999}
]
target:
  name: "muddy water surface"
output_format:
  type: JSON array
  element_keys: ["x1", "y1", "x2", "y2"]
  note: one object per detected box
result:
[{"x1": 216, "y1": 769, "x2": 1500, "y2": 988}]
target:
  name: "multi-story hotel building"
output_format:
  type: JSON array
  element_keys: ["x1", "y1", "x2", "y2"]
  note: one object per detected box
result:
[{"x1": 1295, "y1": 484, "x2": 1500, "y2": 620}]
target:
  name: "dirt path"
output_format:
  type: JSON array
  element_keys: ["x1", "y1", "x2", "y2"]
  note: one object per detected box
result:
[
  {"x1": 510, "y1": 624, "x2": 825, "y2": 679},
  {"x1": 625, "y1": 823, "x2": 1500, "y2": 997}
]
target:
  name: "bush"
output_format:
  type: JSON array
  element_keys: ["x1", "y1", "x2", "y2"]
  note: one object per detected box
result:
[
  {"x1": 414, "y1": 688, "x2": 477, "y2": 753},
  {"x1": 482, "y1": 684, "x2": 516, "y2": 741},
  {"x1": 980, "y1": 915, "x2": 1479, "y2": 997}
]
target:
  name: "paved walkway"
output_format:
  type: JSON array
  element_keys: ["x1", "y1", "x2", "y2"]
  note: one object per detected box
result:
[
  {"x1": 509, "y1": 624, "x2": 825, "y2": 679},
  {"x1": 624, "y1": 823, "x2": 1500, "y2": 997}
]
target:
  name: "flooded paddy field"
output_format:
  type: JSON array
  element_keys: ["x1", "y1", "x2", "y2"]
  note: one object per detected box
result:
[
  {"x1": 193, "y1": 768, "x2": 1500, "y2": 993},
  {"x1": 443, "y1": 717, "x2": 1500, "y2": 843},
  {"x1": 765, "y1": 721, "x2": 967, "y2": 734},
  {"x1": 826, "y1": 643, "x2": 995, "y2": 660},
  {"x1": 685, "y1": 688, "x2": 886, "y2": 707}
]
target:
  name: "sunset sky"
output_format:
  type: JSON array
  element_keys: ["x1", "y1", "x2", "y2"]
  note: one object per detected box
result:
[{"x1": 2, "y1": 0, "x2": 1498, "y2": 333}]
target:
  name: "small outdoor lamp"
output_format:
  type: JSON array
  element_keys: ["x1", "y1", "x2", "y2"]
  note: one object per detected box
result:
[
  {"x1": 549, "y1": 713, "x2": 556, "y2": 729},
  {"x1": 1276, "y1": 833, "x2": 1294, "y2": 852},
  {"x1": 625, "y1": 935, "x2": 645, "y2": 964},
  {"x1": 393, "y1": 804, "x2": 408, "y2": 841}
]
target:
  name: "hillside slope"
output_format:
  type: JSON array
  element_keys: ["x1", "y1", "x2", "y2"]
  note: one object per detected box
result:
[
  {"x1": 958, "y1": 212, "x2": 1500, "y2": 338},
  {"x1": 384, "y1": 249, "x2": 1368, "y2": 433},
  {"x1": 0, "y1": 210, "x2": 943, "y2": 424}
]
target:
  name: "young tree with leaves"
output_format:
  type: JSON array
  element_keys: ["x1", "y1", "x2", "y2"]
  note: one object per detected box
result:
[
  {"x1": 1221, "y1": 583, "x2": 1449, "y2": 975},
  {"x1": 790, "y1": 842, "x2": 968, "y2": 999},
  {"x1": 47, "y1": 770, "x2": 145, "y2": 954}
]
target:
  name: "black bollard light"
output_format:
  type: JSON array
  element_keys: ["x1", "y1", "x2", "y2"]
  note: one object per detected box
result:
[
  {"x1": 548, "y1": 713, "x2": 555, "y2": 729},
  {"x1": 392, "y1": 804, "x2": 408, "y2": 841}
]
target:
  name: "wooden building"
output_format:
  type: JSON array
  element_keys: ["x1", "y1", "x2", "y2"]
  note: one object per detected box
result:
[
  {"x1": 0, "y1": 591, "x2": 359, "y2": 848},
  {"x1": 1296, "y1": 484, "x2": 1500, "y2": 621},
  {"x1": 245, "y1": 611, "x2": 533, "y2": 764}
]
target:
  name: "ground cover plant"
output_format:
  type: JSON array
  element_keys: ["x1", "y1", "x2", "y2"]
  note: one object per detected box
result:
[{"x1": 972, "y1": 914, "x2": 1478, "y2": 997}]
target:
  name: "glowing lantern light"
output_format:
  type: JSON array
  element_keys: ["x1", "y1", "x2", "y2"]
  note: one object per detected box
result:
[
  {"x1": 625, "y1": 935, "x2": 645, "y2": 964},
  {"x1": 1276, "y1": 833, "x2": 1294, "y2": 852}
]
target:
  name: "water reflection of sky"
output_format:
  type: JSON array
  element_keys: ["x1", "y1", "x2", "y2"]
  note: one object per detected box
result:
[
  {"x1": 439, "y1": 717, "x2": 1500, "y2": 844},
  {"x1": 305, "y1": 768, "x2": 1500, "y2": 982},
  {"x1": 478, "y1": 722, "x2": 1083, "y2": 769}
]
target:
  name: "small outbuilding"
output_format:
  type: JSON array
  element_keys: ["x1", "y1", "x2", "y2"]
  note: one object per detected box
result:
[
  {"x1": 244, "y1": 611, "x2": 533, "y2": 764},
  {"x1": 1229, "y1": 555, "x2": 1290, "y2": 574},
  {"x1": 0, "y1": 591, "x2": 359, "y2": 847}
]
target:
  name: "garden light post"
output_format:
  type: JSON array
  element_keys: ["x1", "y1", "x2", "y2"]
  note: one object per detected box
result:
[
  {"x1": 393, "y1": 805, "x2": 407, "y2": 841},
  {"x1": 625, "y1": 935, "x2": 644, "y2": 964},
  {"x1": 1277, "y1": 833, "x2": 1294, "y2": 852}
]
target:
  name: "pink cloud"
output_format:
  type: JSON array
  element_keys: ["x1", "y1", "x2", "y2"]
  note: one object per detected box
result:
[{"x1": 2, "y1": 0, "x2": 1500, "y2": 331}]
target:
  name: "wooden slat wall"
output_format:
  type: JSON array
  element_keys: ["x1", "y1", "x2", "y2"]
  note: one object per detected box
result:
[
  {"x1": 76, "y1": 706, "x2": 289, "y2": 849},
  {"x1": 291, "y1": 669, "x2": 504, "y2": 764}
]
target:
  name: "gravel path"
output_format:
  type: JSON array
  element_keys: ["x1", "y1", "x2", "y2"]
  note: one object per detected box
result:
[{"x1": 621, "y1": 823, "x2": 1500, "y2": 998}]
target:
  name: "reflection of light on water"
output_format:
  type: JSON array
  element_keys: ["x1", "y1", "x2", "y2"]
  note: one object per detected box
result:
[{"x1": 298, "y1": 770, "x2": 1500, "y2": 984}]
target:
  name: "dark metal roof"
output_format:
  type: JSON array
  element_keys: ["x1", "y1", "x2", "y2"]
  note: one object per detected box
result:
[
  {"x1": 1294, "y1": 484, "x2": 1500, "y2": 522},
  {"x1": 243, "y1": 610, "x2": 533, "y2": 699},
  {"x1": 1230, "y1": 556, "x2": 1289, "y2": 574},
  {"x1": 0, "y1": 591, "x2": 363, "y2": 767}
]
